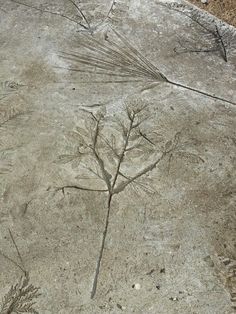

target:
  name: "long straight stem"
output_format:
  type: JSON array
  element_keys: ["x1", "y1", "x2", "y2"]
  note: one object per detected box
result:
[
  {"x1": 167, "y1": 80, "x2": 236, "y2": 106},
  {"x1": 91, "y1": 194, "x2": 112, "y2": 299}
]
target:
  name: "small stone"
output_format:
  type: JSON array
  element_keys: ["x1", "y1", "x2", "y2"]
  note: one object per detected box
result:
[
  {"x1": 169, "y1": 297, "x2": 179, "y2": 301},
  {"x1": 201, "y1": 0, "x2": 208, "y2": 4},
  {"x1": 156, "y1": 285, "x2": 161, "y2": 290},
  {"x1": 132, "y1": 283, "x2": 141, "y2": 290},
  {"x1": 117, "y1": 304, "x2": 123, "y2": 310}
]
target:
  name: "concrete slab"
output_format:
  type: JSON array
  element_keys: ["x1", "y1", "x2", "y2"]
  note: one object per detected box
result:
[{"x1": 0, "y1": 1, "x2": 235, "y2": 313}]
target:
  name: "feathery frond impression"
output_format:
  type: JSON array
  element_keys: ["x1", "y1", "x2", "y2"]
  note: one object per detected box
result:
[
  {"x1": 0, "y1": 108, "x2": 30, "y2": 169},
  {"x1": 60, "y1": 28, "x2": 168, "y2": 82},
  {"x1": 0, "y1": 81, "x2": 28, "y2": 129},
  {"x1": 0, "y1": 273, "x2": 41, "y2": 314},
  {"x1": 0, "y1": 105, "x2": 26, "y2": 129},
  {"x1": 0, "y1": 149, "x2": 13, "y2": 174},
  {"x1": 215, "y1": 255, "x2": 236, "y2": 310},
  {"x1": 0, "y1": 231, "x2": 40, "y2": 313}
]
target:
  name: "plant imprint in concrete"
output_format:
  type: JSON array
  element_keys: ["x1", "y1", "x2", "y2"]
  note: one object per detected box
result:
[
  {"x1": 61, "y1": 28, "x2": 236, "y2": 106},
  {"x1": 0, "y1": 230, "x2": 41, "y2": 314},
  {"x1": 0, "y1": 85, "x2": 29, "y2": 175},
  {"x1": 55, "y1": 102, "x2": 182, "y2": 298},
  {"x1": 9, "y1": 0, "x2": 130, "y2": 34},
  {"x1": 158, "y1": 2, "x2": 236, "y2": 62}
]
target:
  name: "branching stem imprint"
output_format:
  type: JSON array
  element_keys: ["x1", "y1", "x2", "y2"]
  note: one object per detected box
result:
[
  {"x1": 9, "y1": 0, "x2": 128, "y2": 33},
  {"x1": 67, "y1": 0, "x2": 91, "y2": 31},
  {"x1": 215, "y1": 25, "x2": 228, "y2": 62},
  {"x1": 0, "y1": 229, "x2": 26, "y2": 275},
  {"x1": 157, "y1": 2, "x2": 233, "y2": 62},
  {"x1": 56, "y1": 105, "x2": 179, "y2": 298},
  {"x1": 8, "y1": 229, "x2": 26, "y2": 274},
  {"x1": 107, "y1": 0, "x2": 117, "y2": 19},
  {"x1": 61, "y1": 29, "x2": 236, "y2": 106},
  {"x1": 9, "y1": 0, "x2": 92, "y2": 32}
]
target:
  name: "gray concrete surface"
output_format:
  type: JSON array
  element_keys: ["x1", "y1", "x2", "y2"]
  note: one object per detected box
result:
[{"x1": 0, "y1": 0, "x2": 235, "y2": 313}]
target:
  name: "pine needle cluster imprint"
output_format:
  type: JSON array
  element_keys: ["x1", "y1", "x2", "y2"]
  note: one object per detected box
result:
[{"x1": 61, "y1": 29, "x2": 236, "y2": 106}]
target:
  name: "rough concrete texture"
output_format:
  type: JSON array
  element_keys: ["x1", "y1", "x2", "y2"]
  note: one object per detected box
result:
[{"x1": 0, "y1": 0, "x2": 236, "y2": 313}]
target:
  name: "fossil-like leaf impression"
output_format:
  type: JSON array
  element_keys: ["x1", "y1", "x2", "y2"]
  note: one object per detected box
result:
[
  {"x1": 60, "y1": 28, "x2": 168, "y2": 82},
  {"x1": 0, "y1": 273, "x2": 41, "y2": 314}
]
